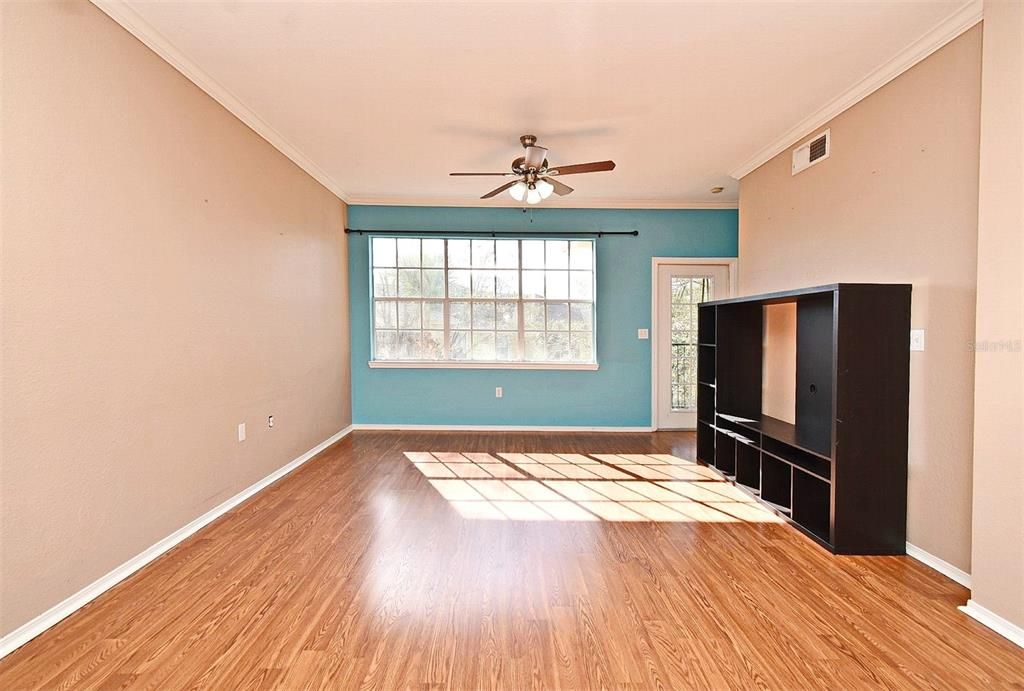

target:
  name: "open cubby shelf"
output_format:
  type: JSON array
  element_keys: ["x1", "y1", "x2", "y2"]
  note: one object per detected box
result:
[
  {"x1": 697, "y1": 305, "x2": 716, "y2": 345},
  {"x1": 760, "y1": 454, "x2": 792, "y2": 510},
  {"x1": 697, "y1": 386, "x2": 715, "y2": 425},
  {"x1": 696, "y1": 421, "x2": 715, "y2": 463},
  {"x1": 697, "y1": 345, "x2": 716, "y2": 386},
  {"x1": 734, "y1": 441, "x2": 760, "y2": 490},
  {"x1": 696, "y1": 283, "x2": 911, "y2": 556},
  {"x1": 714, "y1": 430, "x2": 736, "y2": 476},
  {"x1": 793, "y1": 470, "x2": 831, "y2": 542},
  {"x1": 721, "y1": 413, "x2": 831, "y2": 461}
]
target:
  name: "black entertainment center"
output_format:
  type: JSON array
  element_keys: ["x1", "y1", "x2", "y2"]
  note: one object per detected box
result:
[{"x1": 696, "y1": 283, "x2": 912, "y2": 555}]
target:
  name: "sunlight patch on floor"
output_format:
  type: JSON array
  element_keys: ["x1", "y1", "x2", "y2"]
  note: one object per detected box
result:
[{"x1": 406, "y1": 451, "x2": 783, "y2": 524}]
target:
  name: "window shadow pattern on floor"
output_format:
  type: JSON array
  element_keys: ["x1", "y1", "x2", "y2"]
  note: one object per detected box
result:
[{"x1": 403, "y1": 451, "x2": 782, "y2": 523}]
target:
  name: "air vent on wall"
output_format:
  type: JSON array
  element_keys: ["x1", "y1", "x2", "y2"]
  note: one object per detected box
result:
[{"x1": 792, "y1": 129, "x2": 830, "y2": 175}]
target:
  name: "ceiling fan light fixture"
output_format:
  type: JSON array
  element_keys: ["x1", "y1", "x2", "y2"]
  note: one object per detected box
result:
[
  {"x1": 508, "y1": 181, "x2": 527, "y2": 202},
  {"x1": 451, "y1": 135, "x2": 615, "y2": 203}
]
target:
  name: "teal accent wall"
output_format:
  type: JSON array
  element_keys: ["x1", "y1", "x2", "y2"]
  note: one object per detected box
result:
[{"x1": 348, "y1": 205, "x2": 738, "y2": 427}]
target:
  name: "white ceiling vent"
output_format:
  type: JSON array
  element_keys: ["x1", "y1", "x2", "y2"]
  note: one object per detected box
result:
[{"x1": 792, "y1": 129, "x2": 830, "y2": 175}]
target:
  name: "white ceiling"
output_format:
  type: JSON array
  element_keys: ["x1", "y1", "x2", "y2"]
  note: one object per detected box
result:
[{"x1": 107, "y1": 0, "x2": 972, "y2": 207}]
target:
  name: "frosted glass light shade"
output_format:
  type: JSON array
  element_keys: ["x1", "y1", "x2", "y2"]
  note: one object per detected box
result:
[
  {"x1": 536, "y1": 179, "x2": 554, "y2": 199},
  {"x1": 508, "y1": 181, "x2": 527, "y2": 202},
  {"x1": 526, "y1": 185, "x2": 542, "y2": 205}
]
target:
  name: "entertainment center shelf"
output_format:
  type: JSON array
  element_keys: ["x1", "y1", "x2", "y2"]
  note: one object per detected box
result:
[{"x1": 696, "y1": 283, "x2": 912, "y2": 555}]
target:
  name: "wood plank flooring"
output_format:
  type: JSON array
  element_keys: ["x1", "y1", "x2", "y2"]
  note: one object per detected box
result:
[{"x1": 0, "y1": 431, "x2": 1020, "y2": 689}]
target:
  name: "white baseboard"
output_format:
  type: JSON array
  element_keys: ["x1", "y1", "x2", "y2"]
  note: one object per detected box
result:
[
  {"x1": 351, "y1": 423, "x2": 655, "y2": 433},
  {"x1": 905, "y1": 542, "x2": 972, "y2": 588},
  {"x1": 959, "y1": 600, "x2": 1024, "y2": 649},
  {"x1": 0, "y1": 425, "x2": 354, "y2": 661}
]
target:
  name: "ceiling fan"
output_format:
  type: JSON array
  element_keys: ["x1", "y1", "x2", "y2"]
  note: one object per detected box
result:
[{"x1": 450, "y1": 134, "x2": 616, "y2": 204}]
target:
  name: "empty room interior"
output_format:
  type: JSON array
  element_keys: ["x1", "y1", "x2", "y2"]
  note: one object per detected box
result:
[{"x1": 2, "y1": 0, "x2": 1023, "y2": 688}]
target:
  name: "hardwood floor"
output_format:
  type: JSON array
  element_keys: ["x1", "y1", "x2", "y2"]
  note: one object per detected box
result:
[{"x1": 0, "y1": 431, "x2": 1020, "y2": 690}]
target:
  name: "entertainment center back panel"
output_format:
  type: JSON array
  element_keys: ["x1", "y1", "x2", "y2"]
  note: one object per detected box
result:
[{"x1": 795, "y1": 293, "x2": 836, "y2": 456}]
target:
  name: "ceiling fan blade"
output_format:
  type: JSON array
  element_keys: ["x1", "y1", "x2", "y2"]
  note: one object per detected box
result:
[
  {"x1": 450, "y1": 172, "x2": 513, "y2": 176},
  {"x1": 480, "y1": 180, "x2": 520, "y2": 199},
  {"x1": 545, "y1": 177, "x2": 574, "y2": 196},
  {"x1": 523, "y1": 146, "x2": 548, "y2": 170},
  {"x1": 547, "y1": 160, "x2": 616, "y2": 176}
]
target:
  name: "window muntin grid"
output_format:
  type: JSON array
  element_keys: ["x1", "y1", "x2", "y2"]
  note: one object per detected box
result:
[
  {"x1": 371, "y1": 238, "x2": 596, "y2": 364},
  {"x1": 670, "y1": 276, "x2": 712, "y2": 410}
]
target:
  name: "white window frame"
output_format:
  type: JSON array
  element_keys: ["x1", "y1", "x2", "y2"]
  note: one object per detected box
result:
[{"x1": 368, "y1": 236, "x2": 599, "y2": 371}]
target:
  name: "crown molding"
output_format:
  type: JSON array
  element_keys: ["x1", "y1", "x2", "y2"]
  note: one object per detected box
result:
[
  {"x1": 93, "y1": 0, "x2": 975, "y2": 202},
  {"x1": 90, "y1": 0, "x2": 737, "y2": 211},
  {"x1": 728, "y1": 0, "x2": 983, "y2": 180},
  {"x1": 345, "y1": 196, "x2": 739, "y2": 210},
  {"x1": 90, "y1": 0, "x2": 352, "y2": 202}
]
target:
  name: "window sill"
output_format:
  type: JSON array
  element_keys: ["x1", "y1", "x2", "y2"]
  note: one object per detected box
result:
[{"x1": 368, "y1": 360, "x2": 599, "y2": 371}]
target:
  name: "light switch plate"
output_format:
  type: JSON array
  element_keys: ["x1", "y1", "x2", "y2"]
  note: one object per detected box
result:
[
  {"x1": 495, "y1": 386, "x2": 503, "y2": 398},
  {"x1": 637, "y1": 328, "x2": 649, "y2": 340},
  {"x1": 237, "y1": 423, "x2": 246, "y2": 442},
  {"x1": 910, "y1": 329, "x2": 925, "y2": 352}
]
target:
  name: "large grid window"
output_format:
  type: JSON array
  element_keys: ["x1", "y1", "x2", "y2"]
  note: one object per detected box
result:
[{"x1": 371, "y1": 237, "x2": 596, "y2": 365}]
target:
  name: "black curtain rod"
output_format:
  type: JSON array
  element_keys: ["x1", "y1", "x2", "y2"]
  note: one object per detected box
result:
[{"x1": 344, "y1": 228, "x2": 638, "y2": 238}]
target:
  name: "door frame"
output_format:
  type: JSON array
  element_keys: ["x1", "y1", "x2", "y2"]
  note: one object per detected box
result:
[{"x1": 650, "y1": 257, "x2": 738, "y2": 431}]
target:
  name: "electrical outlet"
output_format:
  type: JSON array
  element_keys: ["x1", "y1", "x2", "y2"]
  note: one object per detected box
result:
[
  {"x1": 637, "y1": 328, "x2": 649, "y2": 340},
  {"x1": 910, "y1": 329, "x2": 925, "y2": 352},
  {"x1": 268, "y1": 415, "x2": 274, "y2": 429},
  {"x1": 237, "y1": 423, "x2": 246, "y2": 442},
  {"x1": 495, "y1": 386, "x2": 503, "y2": 398}
]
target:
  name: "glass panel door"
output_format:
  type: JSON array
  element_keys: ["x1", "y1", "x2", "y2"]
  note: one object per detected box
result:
[
  {"x1": 670, "y1": 276, "x2": 713, "y2": 412},
  {"x1": 656, "y1": 264, "x2": 730, "y2": 429}
]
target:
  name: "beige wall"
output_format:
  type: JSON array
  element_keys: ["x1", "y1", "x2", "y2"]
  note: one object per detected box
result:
[
  {"x1": 739, "y1": 27, "x2": 982, "y2": 571},
  {"x1": 971, "y1": 1, "x2": 1024, "y2": 630},
  {"x1": 0, "y1": 1, "x2": 351, "y2": 636}
]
